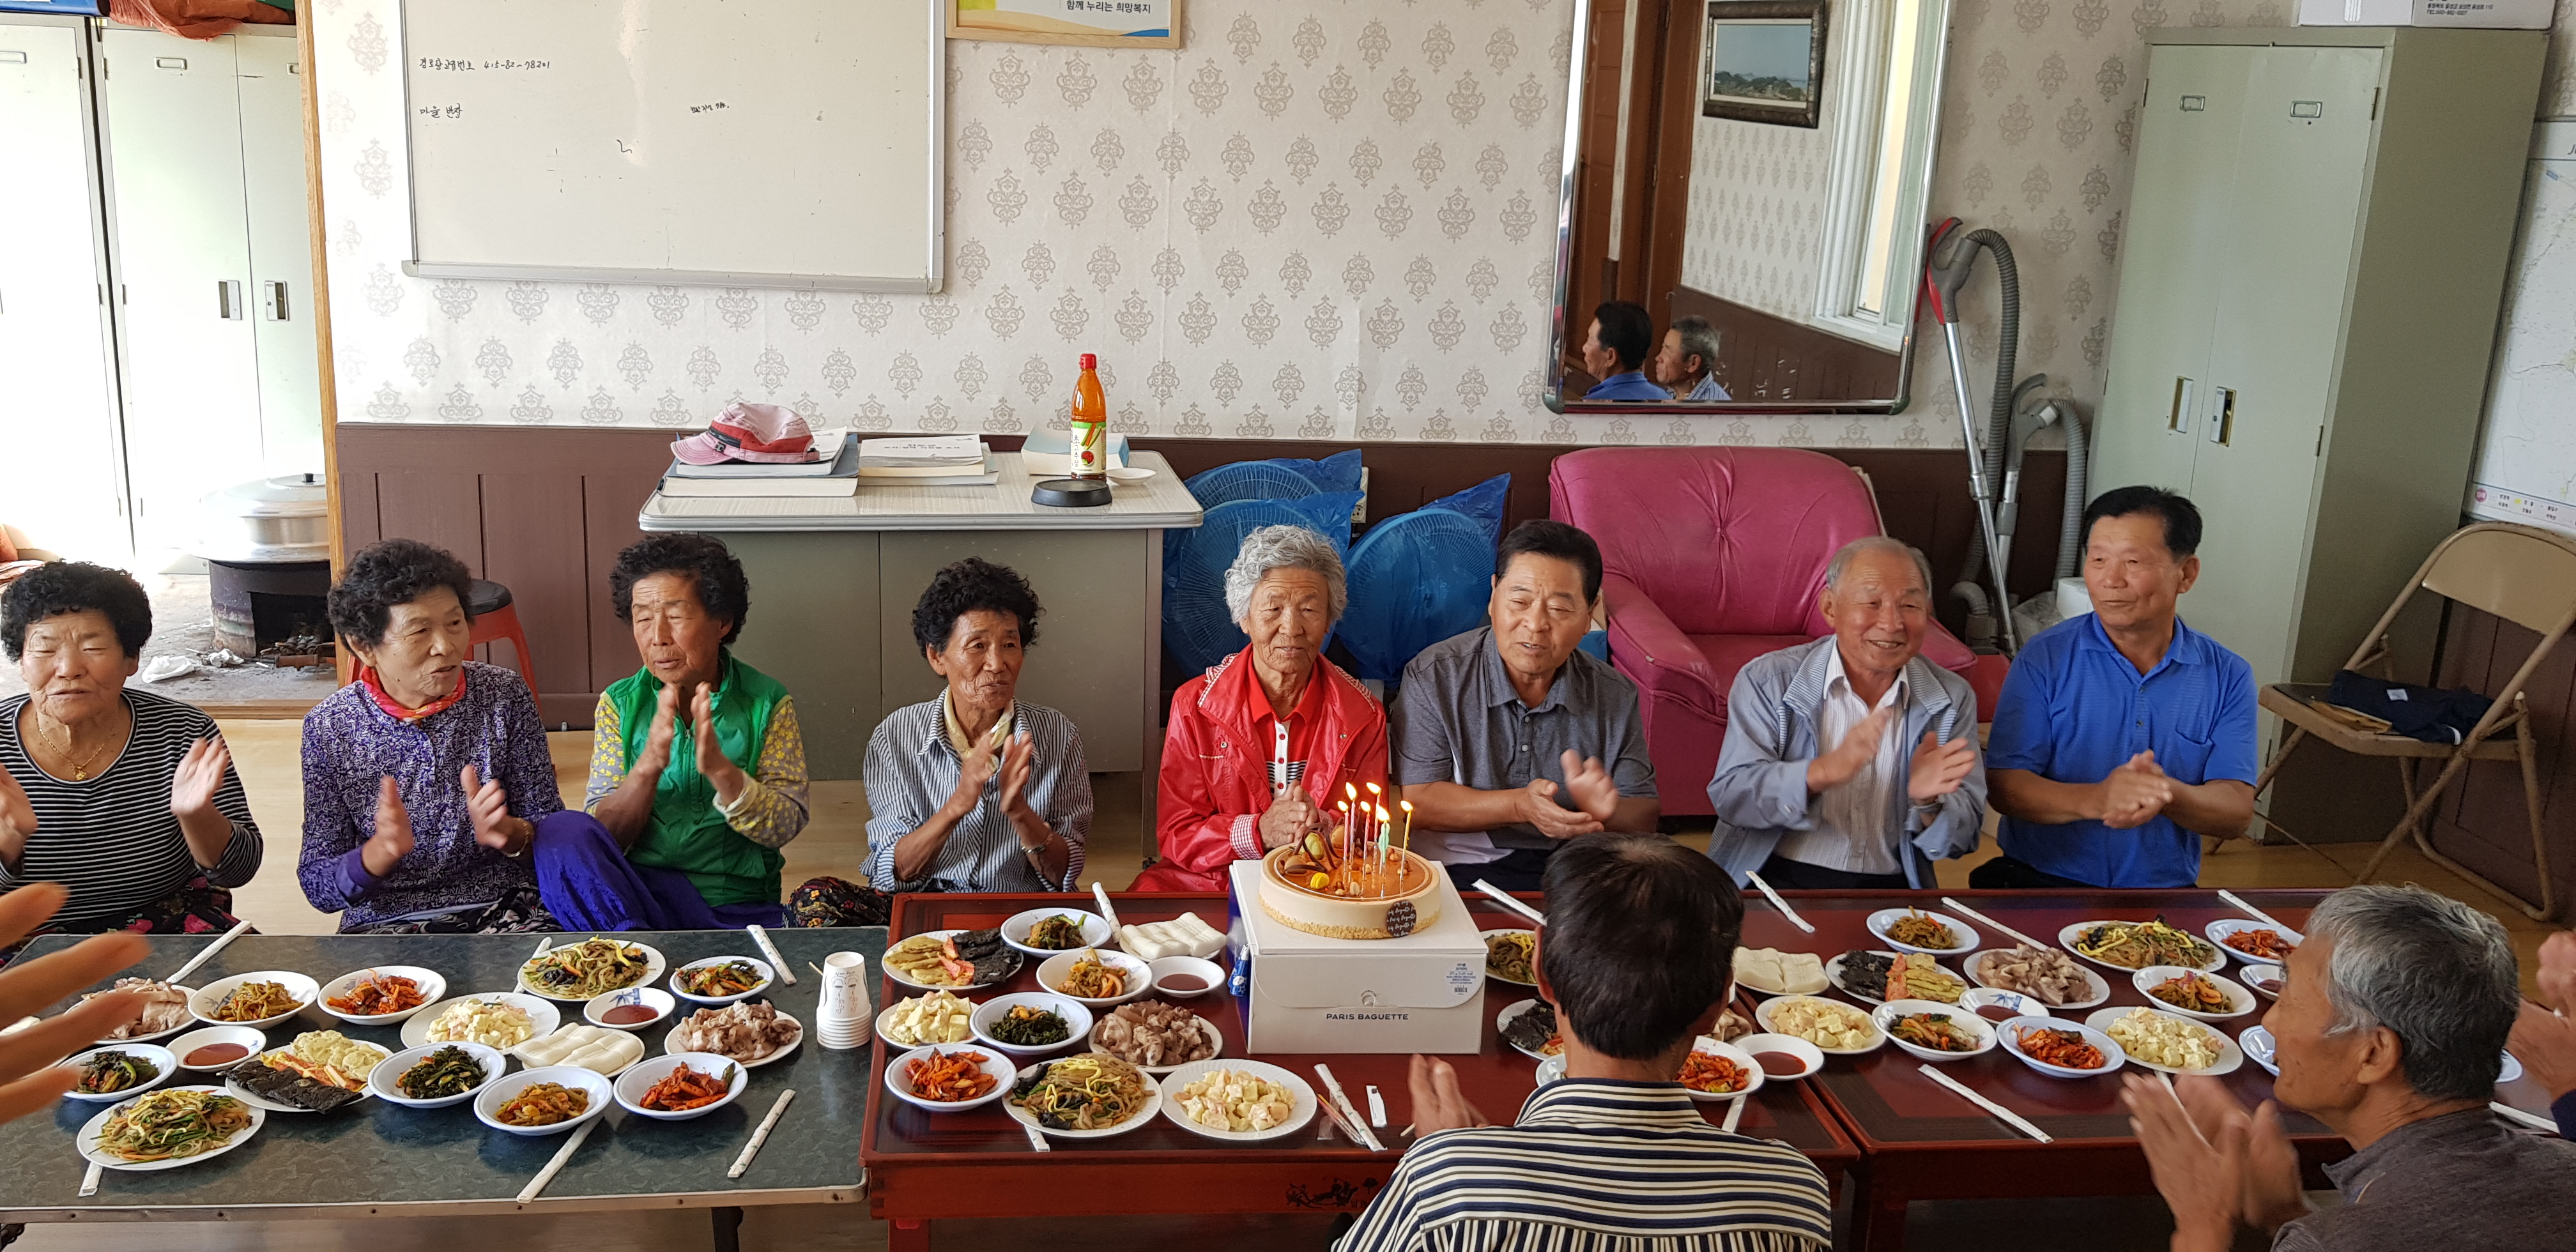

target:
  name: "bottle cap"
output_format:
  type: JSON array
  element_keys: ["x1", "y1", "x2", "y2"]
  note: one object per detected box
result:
[{"x1": 1078, "y1": 353, "x2": 1098, "y2": 370}]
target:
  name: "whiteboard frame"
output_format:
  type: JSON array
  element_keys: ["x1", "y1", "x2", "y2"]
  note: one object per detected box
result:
[{"x1": 394, "y1": 1, "x2": 946, "y2": 293}]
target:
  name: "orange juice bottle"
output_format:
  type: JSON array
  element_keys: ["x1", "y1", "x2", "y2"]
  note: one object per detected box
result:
[{"x1": 1070, "y1": 353, "x2": 1108, "y2": 481}]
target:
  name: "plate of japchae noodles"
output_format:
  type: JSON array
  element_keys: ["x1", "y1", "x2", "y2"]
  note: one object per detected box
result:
[
  {"x1": 79, "y1": 1085, "x2": 264, "y2": 1171},
  {"x1": 519, "y1": 937, "x2": 665, "y2": 1002},
  {"x1": 2057, "y1": 918, "x2": 2223, "y2": 973},
  {"x1": 1004, "y1": 1051, "x2": 1162, "y2": 1139}
]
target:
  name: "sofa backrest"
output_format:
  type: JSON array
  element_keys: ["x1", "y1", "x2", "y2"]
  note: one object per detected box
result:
[{"x1": 1548, "y1": 447, "x2": 1880, "y2": 637}]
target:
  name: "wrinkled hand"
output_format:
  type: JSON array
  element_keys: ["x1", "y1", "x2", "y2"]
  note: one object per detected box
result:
[
  {"x1": 997, "y1": 732, "x2": 1036, "y2": 819},
  {"x1": 0, "y1": 883, "x2": 150, "y2": 1126},
  {"x1": 1519, "y1": 776, "x2": 1607, "y2": 840},
  {"x1": 2511, "y1": 999, "x2": 2576, "y2": 1105},
  {"x1": 168, "y1": 738, "x2": 229, "y2": 821},
  {"x1": 1907, "y1": 730, "x2": 1977, "y2": 803},
  {"x1": 1558, "y1": 749, "x2": 1620, "y2": 823},
  {"x1": 362, "y1": 775, "x2": 415, "y2": 878},
  {"x1": 638, "y1": 681, "x2": 682, "y2": 775},
  {"x1": 2536, "y1": 931, "x2": 2576, "y2": 1013},
  {"x1": 1258, "y1": 781, "x2": 1324, "y2": 851},
  {"x1": 689, "y1": 683, "x2": 744, "y2": 794},
  {"x1": 1808, "y1": 706, "x2": 1894, "y2": 793},
  {"x1": 2122, "y1": 1074, "x2": 2247, "y2": 1251},
  {"x1": 949, "y1": 724, "x2": 1003, "y2": 816},
  {"x1": 0, "y1": 760, "x2": 33, "y2": 848},
  {"x1": 460, "y1": 763, "x2": 524, "y2": 853},
  {"x1": 1406, "y1": 1054, "x2": 1492, "y2": 1136},
  {"x1": 2099, "y1": 751, "x2": 2175, "y2": 828}
]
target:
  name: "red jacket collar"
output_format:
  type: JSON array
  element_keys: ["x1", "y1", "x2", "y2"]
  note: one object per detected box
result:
[{"x1": 1197, "y1": 648, "x2": 1368, "y2": 771}]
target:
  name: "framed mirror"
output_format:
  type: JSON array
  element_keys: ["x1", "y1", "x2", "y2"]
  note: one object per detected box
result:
[{"x1": 1547, "y1": 0, "x2": 1952, "y2": 413}]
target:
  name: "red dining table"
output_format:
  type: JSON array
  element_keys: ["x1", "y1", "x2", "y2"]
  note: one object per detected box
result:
[{"x1": 861, "y1": 892, "x2": 1862, "y2": 1252}]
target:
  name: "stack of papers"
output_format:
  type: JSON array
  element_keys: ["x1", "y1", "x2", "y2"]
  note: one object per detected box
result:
[{"x1": 857, "y1": 434, "x2": 996, "y2": 486}]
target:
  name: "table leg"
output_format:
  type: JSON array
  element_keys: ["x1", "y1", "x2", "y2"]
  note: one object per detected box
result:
[
  {"x1": 1860, "y1": 1189, "x2": 1908, "y2": 1252},
  {"x1": 711, "y1": 1205, "x2": 743, "y2": 1252},
  {"x1": 1140, "y1": 528, "x2": 1164, "y2": 858},
  {"x1": 890, "y1": 1218, "x2": 932, "y2": 1252}
]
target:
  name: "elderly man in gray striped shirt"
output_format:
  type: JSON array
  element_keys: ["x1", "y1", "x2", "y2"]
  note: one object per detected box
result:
[{"x1": 1335, "y1": 834, "x2": 1831, "y2": 1252}]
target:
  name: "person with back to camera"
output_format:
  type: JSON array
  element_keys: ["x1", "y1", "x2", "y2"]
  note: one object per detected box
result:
[
  {"x1": 1336, "y1": 833, "x2": 1831, "y2": 1252},
  {"x1": 1576, "y1": 301, "x2": 1669, "y2": 401}
]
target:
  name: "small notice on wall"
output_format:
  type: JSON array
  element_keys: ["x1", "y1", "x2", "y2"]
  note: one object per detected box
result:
[{"x1": 947, "y1": 0, "x2": 1181, "y2": 48}]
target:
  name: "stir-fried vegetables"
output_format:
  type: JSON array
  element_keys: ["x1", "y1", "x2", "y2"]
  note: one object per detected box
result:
[{"x1": 94, "y1": 1089, "x2": 252, "y2": 1162}]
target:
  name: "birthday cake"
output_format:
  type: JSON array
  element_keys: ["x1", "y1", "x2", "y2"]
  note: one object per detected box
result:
[{"x1": 1258, "y1": 844, "x2": 1443, "y2": 941}]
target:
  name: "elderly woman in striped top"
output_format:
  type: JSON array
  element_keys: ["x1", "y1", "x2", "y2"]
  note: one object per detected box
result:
[
  {"x1": 0, "y1": 563, "x2": 260, "y2": 963},
  {"x1": 853, "y1": 558, "x2": 1090, "y2": 899}
]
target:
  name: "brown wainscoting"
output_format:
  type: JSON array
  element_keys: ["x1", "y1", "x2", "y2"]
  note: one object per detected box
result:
[
  {"x1": 2422, "y1": 604, "x2": 2575, "y2": 919},
  {"x1": 1664, "y1": 286, "x2": 1906, "y2": 404},
  {"x1": 338, "y1": 425, "x2": 2067, "y2": 726}
]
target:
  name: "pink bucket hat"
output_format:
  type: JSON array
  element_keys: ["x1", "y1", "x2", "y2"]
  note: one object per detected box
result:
[{"x1": 670, "y1": 402, "x2": 818, "y2": 465}]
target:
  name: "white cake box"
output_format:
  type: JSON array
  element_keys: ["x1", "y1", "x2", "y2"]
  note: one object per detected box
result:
[
  {"x1": 1227, "y1": 860, "x2": 1487, "y2": 1055},
  {"x1": 2294, "y1": 0, "x2": 2550, "y2": 27}
]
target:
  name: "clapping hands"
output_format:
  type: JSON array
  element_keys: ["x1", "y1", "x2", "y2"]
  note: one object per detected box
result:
[{"x1": 2099, "y1": 751, "x2": 2176, "y2": 828}]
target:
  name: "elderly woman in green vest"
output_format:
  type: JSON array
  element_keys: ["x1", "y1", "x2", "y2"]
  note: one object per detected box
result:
[{"x1": 532, "y1": 533, "x2": 808, "y2": 930}]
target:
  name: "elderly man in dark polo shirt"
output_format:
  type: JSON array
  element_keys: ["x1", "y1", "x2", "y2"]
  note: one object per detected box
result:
[
  {"x1": 2127, "y1": 885, "x2": 2576, "y2": 1251},
  {"x1": 1393, "y1": 520, "x2": 1659, "y2": 894}
]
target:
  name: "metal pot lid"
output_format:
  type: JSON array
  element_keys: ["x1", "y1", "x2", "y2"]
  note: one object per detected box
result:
[{"x1": 205, "y1": 473, "x2": 328, "y2": 518}]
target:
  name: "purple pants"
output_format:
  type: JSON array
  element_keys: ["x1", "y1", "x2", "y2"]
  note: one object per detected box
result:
[{"x1": 531, "y1": 811, "x2": 788, "y2": 932}]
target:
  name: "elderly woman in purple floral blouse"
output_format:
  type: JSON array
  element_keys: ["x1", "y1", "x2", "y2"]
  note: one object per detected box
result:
[{"x1": 297, "y1": 540, "x2": 569, "y2": 933}]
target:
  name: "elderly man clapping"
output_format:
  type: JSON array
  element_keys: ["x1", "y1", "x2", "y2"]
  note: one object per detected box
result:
[
  {"x1": 1705, "y1": 536, "x2": 1982, "y2": 890},
  {"x1": 1132, "y1": 525, "x2": 1388, "y2": 893},
  {"x1": 2127, "y1": 885, "x2": 2576, "y2": 1250}
]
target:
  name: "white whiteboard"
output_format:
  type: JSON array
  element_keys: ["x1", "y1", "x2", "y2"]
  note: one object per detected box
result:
[
  {"x1": 2466, "y1": 121, "x2": 2576, "y2": 537},
  {"x1": 400, "y1": 0, "x2": 941, "y2": 291}
]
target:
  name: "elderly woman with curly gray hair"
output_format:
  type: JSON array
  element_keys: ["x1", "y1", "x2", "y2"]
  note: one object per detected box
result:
[{"x1": 1131, "y1": 525, "x2": 1388, "y2": 893}]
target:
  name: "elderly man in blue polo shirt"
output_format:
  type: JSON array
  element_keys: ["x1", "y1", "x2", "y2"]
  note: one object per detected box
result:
[
  {"x1": 1977, "y1": 486, "x2": 2257, "y2": 889},
  {"x1": 1576, "y1": 302, "x2": 1669, "y2": 402}
]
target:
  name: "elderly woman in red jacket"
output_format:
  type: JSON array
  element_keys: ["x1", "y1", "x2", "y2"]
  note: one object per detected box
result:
[{"x1": 1132, "y1": 525, "x2": 1389, "y2": 892}]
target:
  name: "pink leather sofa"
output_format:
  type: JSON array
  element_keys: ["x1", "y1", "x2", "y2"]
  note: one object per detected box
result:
[{"x1": 1551, "y1": 447, "x2": 1981, "y2": 816}]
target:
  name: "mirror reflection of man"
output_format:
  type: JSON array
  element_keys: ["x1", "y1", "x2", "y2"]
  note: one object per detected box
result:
[
  {"x1": 1577, "y1": 302, "x2": 1668, "y2": 402},
  {"x1": 1652, "y1": 316, "x2": 1731, "y2": 402}
]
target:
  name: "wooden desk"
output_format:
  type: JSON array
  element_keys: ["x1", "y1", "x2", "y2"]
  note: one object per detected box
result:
[
  {"x1": 861, "y1": 893, "x2": 1862, "y2": 1252},
  {"x1": 638, "y1": 451, "x2": 1203, "y2": 793}
]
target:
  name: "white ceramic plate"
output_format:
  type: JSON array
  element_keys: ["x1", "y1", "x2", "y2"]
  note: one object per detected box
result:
[
  {"x1": 586, "y1": 986, "x2": 677, "y2": 1032},
  {"x1": 877, "y1": 992, "x2": 981, "y2": 1051},
  {"x1": 1104, "y1": 466, "x2": 1156, "y2": 485},
  {"x1": 1733, "y1": 1033, "x2": 1825, "y2": 1081},
  {"x1": 2084, "y1": 1007, "x2": 2244, "y2": 1077},
  {"x1": 2501, "y1": 1050, "x2": 2524, "y2": 1085},
  {"x1": 60, "y1": 1044, "x2": 176, "y2": 1103},
  {"x1": 1034, "y1": 949, "x2": 1153, "y2": 1009},
  {"x1": 225, "y1": 1037, "x2": 390, "y2": 1113},
  {"x1": 510, "y1": 1024, "x2": 648, "y2": 1078},
  {"x1": 315, "y1": 966, "x2": 447, "y2": 1027},
  {"x1": 2240, "y1": 1024, "x2": 2280, "y2": 1075},
  {"x1": 883, "y1": 1044, "x2": 1016, "y2": 1114},
  {"x1": 366, "y1": 1041, "x2": 506, "y2": 1109},
  {"x1": 1534, "y1": 1053, "x2": 1567, "y2": 1087},
  {"x1": 616, "y1": 1051, "x2": 753, "y2": 1121},
  {"x1": 1496, "y1": 998, "x2": 1559, "y2": 1061},
  {"x1": 662, "y1": 1007, "x2": 804, "y2": 1069},
  {"x1": 2241, "y1": 964, "x2": 2285, "y2": 1001},
  {"x1": 187, "y1": 972, "x2": 321, "y2": 1031},
  {"x1": 1825, "y1": 951, "x2": 1965, "y2": 1006},
  {"x1": 668, "y1": 956, "x2": 774, "y2": 1007},
  {"x1": 970, "y1": 993, "x2": 1095, "y2": 1057},
  {"x1": 1965, "y1": 949, "x2": 2112, "y2": 1011},
  {"x1": 1995, "y1": 1016, "x2": 2126, "y2": 1080},
  {"x1": 1752, "y1": 995, "x2": 1885, "y2": 1056},
  {"x1": 1146, "y1": 956, "x2": 1224, "y2": 999},
  {"x1": 1960, "y1": 988, "x2": 2051, "y2": 1021},
  {"x1": 1158, "y1": 1058, "x2": 1319, "y2": 1141},
  {"x1": 1873, "y1": 999, "x2": 1997, "y2": 1062},
  {"x1": 1000, "y1": 908, "x2": 1116, "y2": 959},
  {"x1": 78, "y1": 1085, "x2": 265, "y2": 1172},
  {"x1": 1003, "y1": 1053, "x2": 1164, "y2": 1139},
  {"x1": 165, "y1": 1026, "x2": 265, "y2": 1073},
  {"x1": 2131, "y1": 966, "x2": 2258, "y2": 1021},
  {"x1": 1865, "y1": 908, "x2": 1980, "y2": 957},
  {"x1": 1679, "y1": 1036, "x2": 1767, "y2": 1101},
  {"x1": 87, "y1": 984, "x2": 198, "y2": 1046},
  {"x1": 402, "y1": 993, "x2": 561, "y2": 1051},
  {"x1": 1480, "y1": 929, "x2": 1538, "y2": 986},
  {"x1": 2058, "y1": 920, "x2": 2225, "y2": 973},
  {"x1": 883, "y1": 929, "x2": 1025, "y2": 991},
  {"x1": 517, "y1": 938, "x2": 666, "y2": 1002},
  {"x1": 1085, "y1": 1011, "x2": 1223, "y2": 1076},
  {"x1": 2204, "y1": 919, "x2": 2303, "y2": 965},
  {"x1": 473, "y1": 1064, "x2": 615, "y2": 1136}
]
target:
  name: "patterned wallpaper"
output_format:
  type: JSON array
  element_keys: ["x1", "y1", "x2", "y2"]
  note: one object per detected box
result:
[
  {"x1": 1676, "y1": 14, "x2": 1841, "y2": 320},
  {"x1": 312, "y1": 0, "x2": 2576, "y2": 452}
]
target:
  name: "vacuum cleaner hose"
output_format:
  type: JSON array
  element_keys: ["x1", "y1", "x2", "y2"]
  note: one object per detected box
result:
[
  {"x1": 2057, "y1": 402, "x2": 2089, "y2": 582},
  {"x1": 1953, "y1": 229, "x2": 2020, "y2": 616}
]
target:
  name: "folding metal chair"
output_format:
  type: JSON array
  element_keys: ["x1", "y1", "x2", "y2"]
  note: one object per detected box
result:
[{"x1": 2250, "y1": 522, "x2": 2575, "y2": 921}]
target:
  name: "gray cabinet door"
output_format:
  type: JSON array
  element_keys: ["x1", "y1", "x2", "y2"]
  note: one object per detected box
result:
[
  {"x1": 2094, "y1": 45, "x2": 2259, "y2": 503},
  {"x1": 234, "y1": 28, "x2": 322, "y2": 479}
]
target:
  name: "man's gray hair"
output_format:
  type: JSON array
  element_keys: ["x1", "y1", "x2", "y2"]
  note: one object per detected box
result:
[
  {"x1": 1673, "y1": 314, "x2": 1722, "y2": 376},
  {"x1": 1223, "y1": 524, "x2": 1348, "y2": 625},
  {"x1": 2305, "y1": 884, "x2": 2518, "y2": 1100},
  {"x1": 1824, "y1": 536, "x2": 1934, "y2": 595}
]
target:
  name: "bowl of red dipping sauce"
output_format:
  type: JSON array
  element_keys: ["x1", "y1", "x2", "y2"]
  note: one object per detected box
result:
[
  {"x1": 1148, "y1": 956, "x2": 1224, "y2": 999},
  {"x1": 1733, "y1": 1033, "x2": 1825, "y2": 1081},
  {"x1": 168, "y1": 1025, "x2": 266, "y2": 1072},
  {"x1": 585, "y1": 986, "x2": 677, "y2": 1032}
]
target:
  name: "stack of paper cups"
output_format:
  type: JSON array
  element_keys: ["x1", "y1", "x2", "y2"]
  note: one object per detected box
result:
[{"x1": 816, "y1": 950, "x2": 872, "y2": 1050}]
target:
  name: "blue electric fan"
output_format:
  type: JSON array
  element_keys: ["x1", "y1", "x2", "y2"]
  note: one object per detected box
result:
[
  {"x1": 1183, "y1": 448, "x2": 1363, "y2": 508},
  {"x1": 1337, "y1": 474, "x2": 1511, "y2": 683}
]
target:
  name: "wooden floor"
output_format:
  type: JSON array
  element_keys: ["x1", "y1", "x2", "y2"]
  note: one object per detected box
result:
[{"x1": 12, "y1": 718, "x2": 2550, "y2": 1252}]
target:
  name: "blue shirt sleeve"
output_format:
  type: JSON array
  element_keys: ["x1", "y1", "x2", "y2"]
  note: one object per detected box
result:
[
  {"x1": 1984, "y1": 637, "x2": 2057, "y2": 775},
  {"x1": 2202, "y1": 651, "x2": 2260, "y2": 785}
]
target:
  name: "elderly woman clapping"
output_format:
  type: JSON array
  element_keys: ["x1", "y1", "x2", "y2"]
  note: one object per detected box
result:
[
  {"x1": 0, "y1": 563, "x2": 259, "y2": 962},
  {"x1": 1131, "y1": 525, "x2": 1388, "y2": 892}
]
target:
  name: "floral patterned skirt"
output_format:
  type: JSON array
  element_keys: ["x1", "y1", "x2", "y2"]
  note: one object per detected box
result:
[
  {"x1": 0, "y1": 876, "x2": 243, "y2": 968},
  {"x1": 788, "y1": 876, "x2": 893, "y2": 929}
]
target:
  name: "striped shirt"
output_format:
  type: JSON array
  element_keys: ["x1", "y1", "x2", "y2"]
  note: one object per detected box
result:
[
  {"x1": 864, "y1": 691, "x2": 1090, "y2": 894},
  {"x1": 0, "y1": 690, "x2": 262, "y2": 928},
  {"x1": 1335, "y1": 1080, "x2": 1832, "y2": 1252}
]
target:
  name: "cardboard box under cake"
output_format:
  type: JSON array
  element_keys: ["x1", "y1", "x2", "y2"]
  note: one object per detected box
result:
[{"x1": 1227, "y1": 859, "x2": 1486, "y2": 1055}]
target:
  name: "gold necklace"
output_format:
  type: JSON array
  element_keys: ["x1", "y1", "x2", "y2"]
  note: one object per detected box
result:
[{"x1": 37, "y1": 713, "x2": 119, "y2": 782}]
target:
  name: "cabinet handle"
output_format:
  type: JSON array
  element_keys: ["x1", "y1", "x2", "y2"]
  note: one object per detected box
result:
[
  {"x1": 2167, "y1": 377, "x2": 2196, "y2": 435},
  {"x1": 2207, "y1": 386, "x2": 2237, "y2": 447},
  {"x1": 262, "y1": 280, "x2": 290, "y2": 321},
  {"x1": 216, "y1": 279, "x2": 244, "y2": 321}
]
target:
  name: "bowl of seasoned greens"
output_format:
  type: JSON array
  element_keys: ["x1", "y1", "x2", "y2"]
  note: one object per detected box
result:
[
  {"x1": 62, "y1": 1044, "x2": 176, "y2": 1103},
  {"x1": 971, "y1": 992, "x2": 1094, "y2": 1058},
  {"x1": 366, "y1": 1042, "x2": 505, "y2": 1109}
]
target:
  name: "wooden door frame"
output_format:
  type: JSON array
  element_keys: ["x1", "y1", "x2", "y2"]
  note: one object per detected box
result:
[{"x1": 294, "y1": 15, "x2": 351, "y2": 684}]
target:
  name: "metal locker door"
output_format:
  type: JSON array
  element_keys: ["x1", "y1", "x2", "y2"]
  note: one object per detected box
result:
[
  {"x1": 99, "y1": 26, "x2": 263, "y2": 560},
  {"x1": 234, "y1": 27, "x2": 321, "y2": 479},
  {"x1": 2093, "y1": 44, "x2": 2260, "y2": 502}
]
